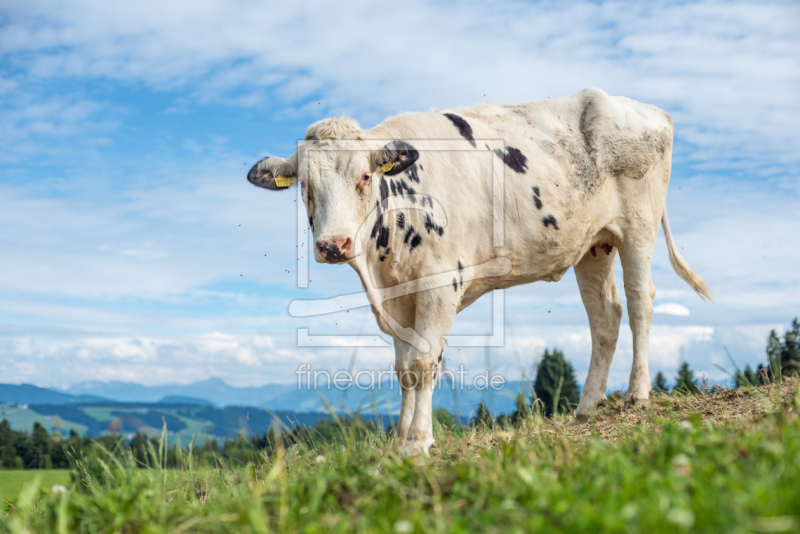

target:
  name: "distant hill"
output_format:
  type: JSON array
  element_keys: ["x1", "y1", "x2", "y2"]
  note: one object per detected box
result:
[
  {"x1": 66, "y1": 377, "x2": 296, "y2": 407},
  {"x1": 0, "y1": 383, "x2": 108, "y2": 405},
  {"x1": 26, "y1": 401, "x2": 337, "y2": 440},
  {"x1": 262, "y1": 379, "x2": 533, "y2": 417},
  {"x1": 157, "y1": 395, "x2": 217, "y2": 407},
  {"x1": 4, "y1": 376, "x2": 539, "y2": 418}
]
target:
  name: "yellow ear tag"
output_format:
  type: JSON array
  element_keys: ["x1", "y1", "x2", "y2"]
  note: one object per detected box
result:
[
  {"x1": 380, "y1": 161, "x2": 395, "y2": 173},
  {"x1": 274, "y1": 175, "x2": 292, "y2": 188}
]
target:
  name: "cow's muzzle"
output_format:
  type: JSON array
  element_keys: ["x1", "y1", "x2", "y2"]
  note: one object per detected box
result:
[{"x1": 315, "y1": 237, "x2": 352, "y2": 264}]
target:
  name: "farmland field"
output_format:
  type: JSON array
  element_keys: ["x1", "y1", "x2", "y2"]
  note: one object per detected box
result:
[
  {"x1": 0, "y1": 470, "x2": 71, "y2": 509},
  {"x1": 0, "y1": 405, "x2": 87, "y2": 437},
  {"x1": 1, "y1": 379, "x2": 798, "y2": 533}
]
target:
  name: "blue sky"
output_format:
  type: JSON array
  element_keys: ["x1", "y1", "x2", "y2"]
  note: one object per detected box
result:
[{"x1": 0, "y1": 0, "x2": 798, "y2": 389}]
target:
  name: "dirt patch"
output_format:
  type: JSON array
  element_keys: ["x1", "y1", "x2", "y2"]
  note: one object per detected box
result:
[
  {"x1": 566, "y1": 377, "x2": 799, "y2": 443},
  {"x1": 440, "y1": 378, "x2": 800, "y2": 455}
]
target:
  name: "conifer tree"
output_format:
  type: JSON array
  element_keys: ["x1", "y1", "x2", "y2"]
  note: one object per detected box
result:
[
  {"x1": 780, "y1": 319, "x2": 800, "y2": 377},
  {"x1": 510, "y1": 390, "x2": 532, "y2": 426},
  {"x1": 653, "y1": 371, "x2": 669, "y2": 393},
  {"x1": 674, "y1": 362, "x2": 699, "y2": 394},
  {"x1": 471, "y1": 402, "x2": 493, "y2": 428},
  {"x1": 766, "y1": 329, "x2": 783, "y2": 381},
  {"x1": 735, "y1": 364, "x2": 760, "y2": 388},
  {"x1": 533, "y1": 349, "x2": 580, "y2": 416}
]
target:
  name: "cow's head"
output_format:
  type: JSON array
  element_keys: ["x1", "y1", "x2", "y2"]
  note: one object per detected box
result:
[{"x1": 247, "y1": 117, "x2": 418, "y2": 264}]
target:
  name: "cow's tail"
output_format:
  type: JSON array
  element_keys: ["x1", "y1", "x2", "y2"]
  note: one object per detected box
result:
[{"x1": 661, "y1": 208, "x2": 713, "y2": 302}]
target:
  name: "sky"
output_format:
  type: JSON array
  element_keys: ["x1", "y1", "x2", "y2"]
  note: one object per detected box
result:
[{"x1": 0, "y1": 0, "x2": 798, "y2": 390}]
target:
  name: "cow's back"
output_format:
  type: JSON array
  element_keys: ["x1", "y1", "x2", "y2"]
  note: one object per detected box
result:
[{"x1": 362, "y1": 89, "x2": 674, "y2": 308}]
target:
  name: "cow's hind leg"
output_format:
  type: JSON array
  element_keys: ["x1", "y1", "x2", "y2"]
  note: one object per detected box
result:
[
  {"x1": 574, "y1": 243, "x2": 623, "y2": 421},
  {"x1": 618, "y1": 237, "x2": 658, "y2": 409}
]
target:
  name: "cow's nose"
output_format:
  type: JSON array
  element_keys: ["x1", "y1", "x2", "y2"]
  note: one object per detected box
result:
[{"x1": 315, "y1": 237, "x2": 352, "y2": 263}]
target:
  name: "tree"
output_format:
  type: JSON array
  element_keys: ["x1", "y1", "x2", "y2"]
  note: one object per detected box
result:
[
  {"x1": 31, "y1": 422, "x2": 51, "y2": 469},
  {"x1": 762, "y1": 321, "x2": 800, "y2": 381},
  {"x1": 674, "y1": 362, "x2": 699, "y2": 394},
  {"x1": 780, "y1": 319, "x2": 799, "y2": 377},
  {"x1": 653, "y1": 372, "x2": 669, "y2": 393},
  {"x1": 509, "y1": 390, "x2": 532, "y2": 427},
  {"x1": 735, "y1": 364, "x2": 760, "y2": 388},
  {"x1": 533, "y1": 349, "x2": 580, "y2": 416},
  {"x1": 432, "y1": 408, "x2": 457, "y2": 431},
  {"x1": 471, "y1": 402, "x2": 493, "y2": 428},
  {"x1": 766, "y1": 329, "x2": 783, "y2": 381},
  {"x1": 0, "y1": 419, "x2": 17, "y2": 468}
]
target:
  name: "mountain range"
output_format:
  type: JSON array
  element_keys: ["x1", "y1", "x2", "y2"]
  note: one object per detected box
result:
[{"x1": 2, "y1": 377, "x2": 530, "y2": 416}]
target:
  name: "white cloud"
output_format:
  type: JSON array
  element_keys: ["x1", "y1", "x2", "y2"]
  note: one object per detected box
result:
[
  {"x1": 1, "y1": 1, "x2": 798, "y2": 169},
  {"x1": 0, "y1": 0, "x2": 798, "y2": 388},
  {"x1": 653, "y1": 303, "x2": 691, "y2": 316}
]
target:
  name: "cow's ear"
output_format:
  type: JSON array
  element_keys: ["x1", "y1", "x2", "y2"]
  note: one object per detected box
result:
[
  {"x1": 370, "y1": 140, "x2": 419, "y2": 176},
  {"x1": 247, "y1": 155, "x2": 298, "y2": 190}
]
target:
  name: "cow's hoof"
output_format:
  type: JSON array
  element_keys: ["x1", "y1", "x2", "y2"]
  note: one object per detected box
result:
[
  {"x1": 573, "y1": 414, "x2": 591, "y2": 424},
  {"x1": 574, "y1": 396, "x2": 608, "y2": 421},
  {"x1": 402, "y1": 438, "x2": 434, "y2": 457},
  {"x1": 623, "y1": 397, "x2": 651, "y2": 411}
]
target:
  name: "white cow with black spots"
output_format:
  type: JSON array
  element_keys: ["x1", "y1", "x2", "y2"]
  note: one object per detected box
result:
[{"x1": 247, "y1": 87, "x2": 712, "y2": 456}]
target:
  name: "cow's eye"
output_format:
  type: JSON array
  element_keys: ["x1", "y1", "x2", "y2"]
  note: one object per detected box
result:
[{"x1": 362, "y1": 173, "x2": 371, "y2": 182}]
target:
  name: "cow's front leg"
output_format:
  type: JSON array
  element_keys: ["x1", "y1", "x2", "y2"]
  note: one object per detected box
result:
[
  {"x1": 392, "y1": 339, "x2": 415, "y2": 451},
  {"x1": 403, "y1": 289, "x2": 456, "y2": 457}
]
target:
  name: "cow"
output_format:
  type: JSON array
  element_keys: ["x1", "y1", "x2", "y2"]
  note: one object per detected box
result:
[{"x1": 247, "y1": 87, "x2": 712, "y2": 456}]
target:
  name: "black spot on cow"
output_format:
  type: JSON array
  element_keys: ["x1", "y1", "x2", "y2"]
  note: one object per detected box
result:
[
  {"x1": 542, "y1": 215, "x2": 559, "y2": 230},
  {"x1": 424, "y1": 213, "x2": 444, "y2": 236},
  {"x1": 452, "y1": 277, "x2": 458, "y2": 291},
  {"x1": 318, "y1": 242, "x2": 348, "y2": 263},
  {"x1": 370, "y1": 216, "x2": 380, "y2": 239},
  {"x1": 399, "y1": 181, "x2": 415, "y2": 197},
  {"x1": 410, "y1": 234, "x2": 422, "y2": 251},
  {"x1": 376, "y1": 225, "x2": 390, "y2": 249},
  {"x1": 379, "y1": 255, "x2": 386, "y2": 262},
  {"x1": 405, "y1": 164, "x2": 420, "y2": 184},
  {"x1": 390, "y1": 180, "x2": 397, "y2": 195},
  {"x1": 371, "y1": 200, "x2": 384, "y2": 241},
  {"x1": 438, "y1": 352, "x2": 443, "y2": 363},
  {"x1": 457, "y1": 261, "x2": 463, "y2": 271},
  {"x1": 443, "y1": 113, "x2": 476, "y2": 148},
  {"x1": 494, "y1": 146, "x2": 528, "y2": 173},
  {"x1": 308, "y1": 216, "x2": 313, "y2": 229},
  {"x1": 380, "y1": 178, "x2": 389, "y2": 202},
  {"x1": 397, "y1": 212, "x2": 405, "y2": 229},
  {"x1": 532, "y1": 186, "x2": 543, "y2": 209},
  {"x1": 404, "y1": 226, "x2": 415, "y2": 244}
]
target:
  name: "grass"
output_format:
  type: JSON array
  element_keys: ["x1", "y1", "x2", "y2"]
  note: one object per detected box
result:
[
  {"x1": 0, "y1": 470, "x2": 71, "y2": 509},
  {"x1": 1, "y1": 379, "x2": 799, "y2": 533}
]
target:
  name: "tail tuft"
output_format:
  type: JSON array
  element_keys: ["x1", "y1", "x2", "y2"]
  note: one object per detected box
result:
[{"x1": 661, "y1": 208, "x2": 713, "y2": 302}]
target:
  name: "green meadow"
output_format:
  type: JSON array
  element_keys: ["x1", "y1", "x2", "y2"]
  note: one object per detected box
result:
[
  {"x1": 0, "y1": 470, "x2": 71, "y2": 508},
  {"x1": 1, "y1": 379, "x2": 798, "y2": 533}
]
